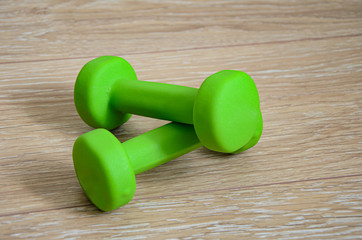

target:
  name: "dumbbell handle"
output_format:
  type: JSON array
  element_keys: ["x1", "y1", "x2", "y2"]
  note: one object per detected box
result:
[
  {"x1": 123, "y1": 122, "x2": 202, "y2": 174},
  {"x1": 112, "y1": 80, "x2": 198, "y2": 124}
]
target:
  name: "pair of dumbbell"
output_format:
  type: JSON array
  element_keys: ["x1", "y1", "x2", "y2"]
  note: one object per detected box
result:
[{"x1": 73, "y1": 56, "x2": 263, "y2": 211}]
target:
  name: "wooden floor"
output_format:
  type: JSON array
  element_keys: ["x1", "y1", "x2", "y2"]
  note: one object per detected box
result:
[{"x1": 1, "y1": 1, "x2": 361, "y2": 239}]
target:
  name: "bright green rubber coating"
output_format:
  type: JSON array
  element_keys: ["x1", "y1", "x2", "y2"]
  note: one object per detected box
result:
[
  {"x1": 232, "y1": 111, "x2": 263, "y2": 154},
  {"x1": 74, "y1": 56, "x2": 262, "y2": 153},
  {"x1": 194, "y1": 70, "x2": 260, "y2": 152},
  {"x1": 74, "y1": 56, "x2": 137, "y2": 129},
  {"x1": 123, "y1": 123, "x2": 202, "y2": 174},
  {"x1": 73, "y1": 122, "x2": 201, "y2": 212},
  {"x1": 112, "y1": 80, "x2": 198, "y2": 125},
  {"x1": 73, "y1": 129, "x2": 135, "y2": 212}
]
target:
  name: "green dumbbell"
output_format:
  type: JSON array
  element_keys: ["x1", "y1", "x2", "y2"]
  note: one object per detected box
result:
[
  {"x1": 74, "y1": 56, "x2": 262, "y2": 153},
  {"x1": 73, "y1": 123, "x2": 201, "y2": 211},
  {"x1": 73, "y1": 120, "x2": 262, "y2": 212}
]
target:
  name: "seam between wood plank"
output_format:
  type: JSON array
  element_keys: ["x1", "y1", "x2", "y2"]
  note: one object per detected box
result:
[
  {"x1": 1, "y1": 173, "x2": 361, "y2": 218},
  {"x1": 0, "y1": 33, "x2": 361, "y2": 65}
]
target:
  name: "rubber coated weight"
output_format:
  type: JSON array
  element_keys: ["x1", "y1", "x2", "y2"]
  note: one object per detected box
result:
[
  {"x1": 73, "y1": 122, "x2": 202, "y2": 211},
  {"x1": 74, "y1": 56, "x2": 263, "y2": 153},
  {"x1": 73, "y1": 118, "x2": 263, "y2": 212}
]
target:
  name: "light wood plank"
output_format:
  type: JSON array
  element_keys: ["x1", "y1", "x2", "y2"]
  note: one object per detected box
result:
[
  {"x1": 1, "y1": 0, "x2": 362, "y2": 63},
  {"x1": 1, "y1": 176, "x2": 361, "y2": 239}
]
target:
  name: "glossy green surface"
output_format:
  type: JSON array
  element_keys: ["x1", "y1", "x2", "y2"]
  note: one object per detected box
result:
[
  {"x1": 194, "y1": 70, "x2": 260, "y2": 153},
  {"x1": 73, "y1": 129, "x2": 136, "y2": 212},
  {"x1": 124, "y1": 122, "x2": 202, "y2": 174},
  {"x1": 112, "y1": 79, "x2": 197, "y2": 125},
  {"x1": 73, "y1": 123, "x2": 201, "y2": 212},
  {"x1": 74, "y1": 56, "x2": 263, "y2": 153},
  {"x1": 74, "y1": 56, "x2": 137, "y2": 129},
  {"x1": 232, "y1": 111, "x2": 263, "y2": 154}
]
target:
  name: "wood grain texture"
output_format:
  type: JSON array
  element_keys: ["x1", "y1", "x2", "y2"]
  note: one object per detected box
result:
[
  {"x1": 1, "y1": 0, "x2": 362, "y2": 63},
  {"x1": 1, "y1": 176, "x2": 361, "y2": 239},
  {"x1": 0, "y1": 0, "x2": 361, "y2": 239}
]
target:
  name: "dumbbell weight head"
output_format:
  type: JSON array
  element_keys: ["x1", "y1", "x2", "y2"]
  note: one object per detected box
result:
[
  {"x1": 193, "y1": 70, "x2": 260, "y2": 152},
  {"x1": 74, "y1": 56, "x2": 137, "y2": 130},
  {"x1": 73, "y1": 129, "x2": 136, "y2": 211}
]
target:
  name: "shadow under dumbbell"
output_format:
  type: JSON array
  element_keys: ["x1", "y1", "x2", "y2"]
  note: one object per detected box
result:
[
  {"x1": 7, "y1": 81, "x2": 84, "y2": 135},
  {"x1": 131, "y1": 144, "x2": 236, "y2": 200},
  {"x1": 5, "y1": 80, "x2": 93, "y2": 210}
]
